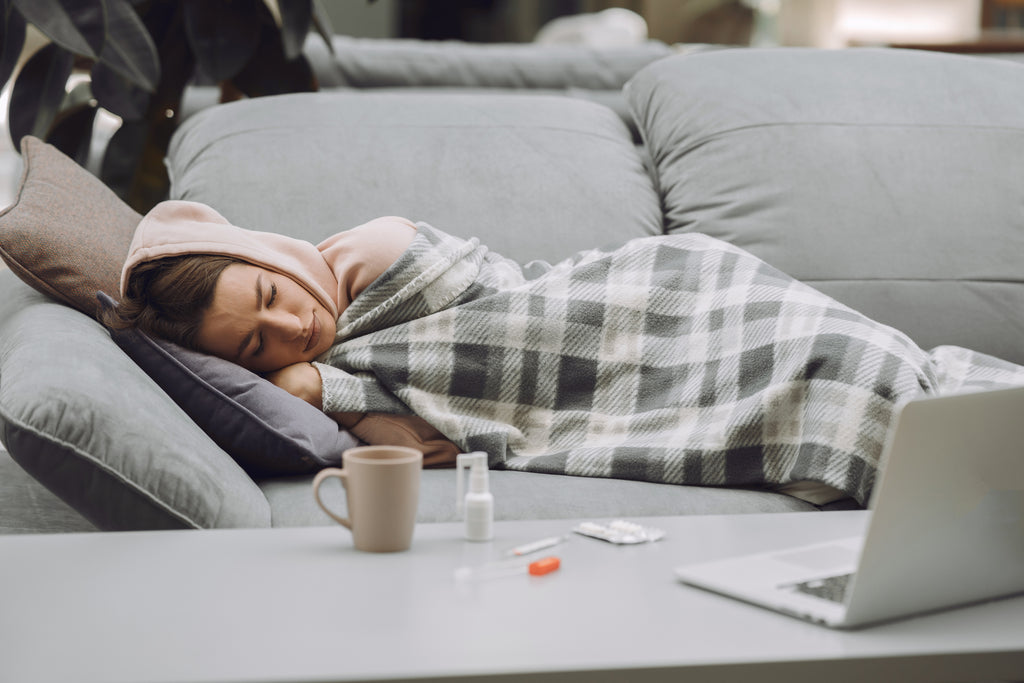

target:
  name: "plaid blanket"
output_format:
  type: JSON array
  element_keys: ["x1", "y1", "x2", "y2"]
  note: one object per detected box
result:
[{"x1": 315, "y1": 224, "x2": 1024, "y2": 504}]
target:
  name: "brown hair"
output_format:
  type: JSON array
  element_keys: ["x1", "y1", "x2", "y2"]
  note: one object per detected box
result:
[{"x1": 105, "y1": 254, "x2": 240, "y2": 349}]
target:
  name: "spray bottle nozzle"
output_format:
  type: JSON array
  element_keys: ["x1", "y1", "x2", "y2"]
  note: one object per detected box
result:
[
  {"x1": 456, "y1": 451, "x2": 489, "y2": 514},
  {"x1": 456, "y1": 451, "x2": 493, "y2": 541}
]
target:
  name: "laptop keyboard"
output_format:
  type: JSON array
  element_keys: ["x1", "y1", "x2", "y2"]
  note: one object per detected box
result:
[{"x1": 787, "y1": 573, "x2": 852, "y2": 603}]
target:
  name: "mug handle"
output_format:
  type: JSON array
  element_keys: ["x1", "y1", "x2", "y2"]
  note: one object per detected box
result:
[{"x1": 312, "y1": 467, "x2": 352, "y2": 529}]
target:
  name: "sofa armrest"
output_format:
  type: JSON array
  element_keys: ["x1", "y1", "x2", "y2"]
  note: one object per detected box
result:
[{"x1": 304, "y1": 34, "x2": 674, "y2": 90}]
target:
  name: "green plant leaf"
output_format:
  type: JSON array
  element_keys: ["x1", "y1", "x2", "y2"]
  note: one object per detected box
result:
[
  {"x1": 8, "y1": 42, "x2": 74, "y2": 149},
  {"x1": 12, "y1": 0, "x2": 104, "y2": 59},
  {"x1": 97, "y1": 0, "x2": 159, "y2": 92},
  {"x1": 60, "y1": 77, "x2": 92, "y2": 108},
  {"x1": 1, "y1": 1, "x2": 27, "y2": 88},
  {"x1": 46, "y1": 98, "x2": 97, "y2": 165},
  {"x1": 102, "y1": 113, "x2": 173, "y2": 210},
  {"x1": 107, "y1": 0, "x2": 192, "y2": 210},
  {"x1": 91, "y1": 59, "x2": 149, "y2": 120},
  {"x1": 183, "y1": 0, "x2": 261, "y2": 81},
  {"x1": 229, "y1": 14, "x2": 315, "y2": 98},
  {"x1": 277, "y1": 0, "x2": 311, "y2": 60},
  {"x1": 310, "y1": 0, "x2": 334, "y2": 55},
  {"x1": 99, "y1": 116, "x2": 144, "y2": 199}
]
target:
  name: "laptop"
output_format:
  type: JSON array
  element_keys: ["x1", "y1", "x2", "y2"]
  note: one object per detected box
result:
[{"x1": 674, "y1": 384, "x2": 1024, "y2": 629}]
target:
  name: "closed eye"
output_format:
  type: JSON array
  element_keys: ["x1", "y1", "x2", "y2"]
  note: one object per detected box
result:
[
  {"x1": 254, "y1": 284, "x2": 277, "y2": 356},
  {"x1": 249, "y1": 276, "x2": 276, "y2": 358}
]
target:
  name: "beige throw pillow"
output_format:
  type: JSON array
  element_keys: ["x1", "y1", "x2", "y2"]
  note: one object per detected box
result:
[{"x1": 0, "y1": 136, "x2": 140, "y2": 317}]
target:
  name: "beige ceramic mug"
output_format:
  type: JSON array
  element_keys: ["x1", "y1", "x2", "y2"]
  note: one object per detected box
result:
[{"x1": 312, "y1": 446, "x2": 423, "y2": 552}]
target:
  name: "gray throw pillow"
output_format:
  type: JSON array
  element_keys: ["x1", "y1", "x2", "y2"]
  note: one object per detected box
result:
[
  {"x1": 626, "y1": 48, "x2": 1024, "y2": 365},
  {"x1": 0, "y1": 278, "x2": 271, "y2": 531},
  {"x1": 98, "y1": 292, "x2": 356, "y2": 477}
]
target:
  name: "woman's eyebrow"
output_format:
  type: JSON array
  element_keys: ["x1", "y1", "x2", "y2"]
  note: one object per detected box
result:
[{"x1": 255, "y1": 275, "x2": 264, "y2": 311}]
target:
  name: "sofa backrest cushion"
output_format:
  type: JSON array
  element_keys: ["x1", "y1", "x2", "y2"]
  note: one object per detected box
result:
[
  {"x1": 627, "y1": 47, "x2": 1024, "y2": 365},
  {"x1": 166, "y1": 91, "x2": 663, "y2": 266}
]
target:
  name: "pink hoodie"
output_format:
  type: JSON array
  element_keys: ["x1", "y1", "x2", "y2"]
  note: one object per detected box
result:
[{"x1": 120, "y1": 200, "x2": 417, "y2": 320}]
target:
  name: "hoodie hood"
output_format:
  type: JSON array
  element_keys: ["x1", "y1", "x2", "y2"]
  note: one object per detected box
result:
[{"x1": 120, "y1": 200, "x2": 341, "y2": 319}]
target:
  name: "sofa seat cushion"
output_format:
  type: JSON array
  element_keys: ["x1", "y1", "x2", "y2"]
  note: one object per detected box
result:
[
  {"x1": 166, "y1": 91, "x2": 663, "y2": 266},
  {"x1": 264, "y1": 469, "x2": 818, "y2": 527},
  {"x1": 627, "y1": 47, "x2": 1024, "y2": 365}
]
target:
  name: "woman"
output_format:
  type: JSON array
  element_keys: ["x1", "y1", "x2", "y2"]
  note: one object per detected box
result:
[
  {"x1": 110, "y1": 201, "x2": 460, "y2": 465},
  {"x1": 111, "y1": 200, "x2": 1024, "y2": 505}
]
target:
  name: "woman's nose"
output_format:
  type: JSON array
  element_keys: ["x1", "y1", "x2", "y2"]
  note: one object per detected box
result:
[{"x1": 265, "y1": 309, "x2": 303, "y2": 340}]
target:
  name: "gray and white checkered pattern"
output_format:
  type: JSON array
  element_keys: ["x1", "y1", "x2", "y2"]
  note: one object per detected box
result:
[{"x1": 316, "y1": 224, "x2": 1024, "y2": 505}]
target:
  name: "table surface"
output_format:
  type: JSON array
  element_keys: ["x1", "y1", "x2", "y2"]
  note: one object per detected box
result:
[{"x1": 2, "y1": 511, "x2": 1022, "y2": 683}]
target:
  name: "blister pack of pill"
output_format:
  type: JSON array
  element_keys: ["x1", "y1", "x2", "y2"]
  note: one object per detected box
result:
[{"x1": 572, "y1": 519, "x2": 665, "y2": 545}]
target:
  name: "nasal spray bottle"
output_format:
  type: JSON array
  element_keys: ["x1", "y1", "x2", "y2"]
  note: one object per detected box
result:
[{"x1": 456, "y1": 452, "x2": 493, "y2": 541}]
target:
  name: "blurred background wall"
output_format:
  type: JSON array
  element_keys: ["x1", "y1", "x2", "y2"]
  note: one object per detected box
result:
[{"x1": 320, "y1": 0, "x2": 1023, "y2": 49}]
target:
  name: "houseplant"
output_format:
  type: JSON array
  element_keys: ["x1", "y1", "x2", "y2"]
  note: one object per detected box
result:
[{"x1": 1, "y1": 0, "x2": 335, "y2": 212}]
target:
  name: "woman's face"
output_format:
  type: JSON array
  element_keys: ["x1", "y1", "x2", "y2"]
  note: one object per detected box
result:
[{"x1": 196, "y1": 263, "x2": 335, "y2": 373}]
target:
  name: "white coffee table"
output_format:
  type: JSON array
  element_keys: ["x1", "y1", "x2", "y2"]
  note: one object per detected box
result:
[{"x1": 1, "y1": 511, "x2": 1021, "y2": 682}]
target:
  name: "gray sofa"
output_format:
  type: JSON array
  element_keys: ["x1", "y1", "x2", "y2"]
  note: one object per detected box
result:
[{"x1": 2, "y1": 42, "x2": 1023, "y2": 534}]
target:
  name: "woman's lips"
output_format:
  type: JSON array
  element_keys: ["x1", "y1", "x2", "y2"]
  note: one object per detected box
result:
[{"x1": 304, "y1": 314, "x2": 320, "y2": 353}]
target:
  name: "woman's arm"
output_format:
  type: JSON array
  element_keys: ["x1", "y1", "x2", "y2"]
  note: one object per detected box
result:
[
  {"x1": 265, "y1": 361, "x2": 459, "y2": 467},
  {"x1": 264, "y1": 362, "x2": 324, "y2": 409},
  {"x1": 335, "y1": 413, "x2": 460, "y2": 468}
]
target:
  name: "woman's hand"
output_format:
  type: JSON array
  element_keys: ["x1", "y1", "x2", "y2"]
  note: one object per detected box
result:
[
  {"x1": 331, "y1": 412, "x2": 460, "y2": 468},
  {"x1": 265, "y1": 362, "x2": 323, "y2": 409}
]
